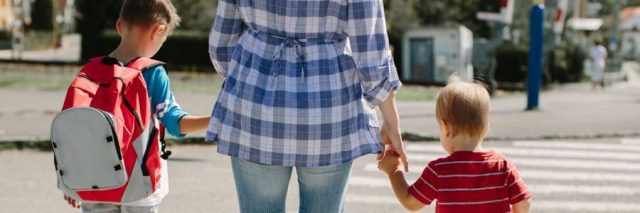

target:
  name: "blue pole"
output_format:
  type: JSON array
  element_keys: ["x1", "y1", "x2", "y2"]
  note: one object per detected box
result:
[{"x1": 527, "y1": 4, "x2": 544, "y2": 110}]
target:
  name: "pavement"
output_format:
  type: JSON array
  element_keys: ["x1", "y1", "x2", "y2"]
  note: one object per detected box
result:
[
  {"x1": 1, "y1": 63, "x2": 639, "y2": 143},
  {"x1": 1, "y1": 138, "x2": 639, "y2": 212},
  {"x1": 0, "y1": 62, "x2": 639, "y2": 212}
]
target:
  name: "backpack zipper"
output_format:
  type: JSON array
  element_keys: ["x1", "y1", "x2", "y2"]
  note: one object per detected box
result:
[
  {"x1": 114, "y1": 77, "x2": 144, "y2": 131},
  {"x1": 99, "y1": 110, "x2": 122, "y2": 160},
  {"x1": 77, "y1": 73, "x2": 144, "y2": 131},
  {"x1": 140, "y1": 127, "x2": 156, "y2": 176}
]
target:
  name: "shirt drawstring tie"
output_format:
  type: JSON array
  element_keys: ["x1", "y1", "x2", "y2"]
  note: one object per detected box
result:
[
  {"x1": 247, "y1": 29, "x2": 342, "y2": 89},
  {"x1": 272, "y1": 39, "x2": 306, "y2": 83}
]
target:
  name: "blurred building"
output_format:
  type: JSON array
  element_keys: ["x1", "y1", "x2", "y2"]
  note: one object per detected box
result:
[{"x1": 0, "y1": 0, "x2": 13, "y2": 30}]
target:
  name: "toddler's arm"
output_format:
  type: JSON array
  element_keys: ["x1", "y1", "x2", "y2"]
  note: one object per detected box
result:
[
  {"x1": 512, "y1": 198, "x2": 531, "y2": 213},
  {"x1": 378, "y1": 154, "x2": 425, "y2": 211},
  {"x1": 387, "y1": 170, "x2": 426, "y2": 211}
]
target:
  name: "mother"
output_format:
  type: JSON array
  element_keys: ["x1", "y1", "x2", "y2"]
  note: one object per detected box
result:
[{"x1": 207, "y1": 0, "x2": 406, "y2": 212}]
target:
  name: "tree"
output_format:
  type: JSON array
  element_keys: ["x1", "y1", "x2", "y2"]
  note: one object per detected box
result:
[
  {"x1": 31, "y1": 0, "x2": 54, "y2": 30},
  {"x1": 410, "y1": 0, "x2": 490, "y2": 38},
  {"x1": 75, "y1": 0, "x2": 121, "y2": 60},
  {"x1": 173, "y1": 0, "x2": 217, "y2": 33}
]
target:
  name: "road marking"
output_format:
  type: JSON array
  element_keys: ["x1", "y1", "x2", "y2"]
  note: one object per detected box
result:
[
  {"x1": 400, "y1": 153, "x2": 640, "y2": 172},
  {"x1": 513, "y1": 141, "x2": 640, "y2": 152},
  {"x1": 531, "y1": 184, "x2": 640, "y2": 195},
  {"x1": 407, "y1": 144, "x2": 640, "y2": 161},
  {"x1": 350, "y1": 175, "x2": 640, "y2": 195},
  {"x1": 534, "y1": 200, "x2": 640, "y2": 212},
  {"x1": 622, "y1": 138, "x2": 640, "y2": 145},
  {"x1": 519, "y1": 169, "x2": 640, "y2": 183},
  {"x1": 349, "y1": 176, "x2": 390, "y2": 188},
  {"x1": 345, "y1": 194, "x2": 400, "y2": 205},
  {"x1": 362, "y1": 164, "x2": 640, "y2": 183}
]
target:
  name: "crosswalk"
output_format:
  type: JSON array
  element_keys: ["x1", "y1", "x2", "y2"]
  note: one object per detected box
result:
[{"x1": 345, "y1": 139, "x2": 640, "y2": 213}]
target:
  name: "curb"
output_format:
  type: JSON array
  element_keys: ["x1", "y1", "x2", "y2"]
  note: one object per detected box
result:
[{"x1": 2, "y1": 131, "x2": 640, "y2": 151}]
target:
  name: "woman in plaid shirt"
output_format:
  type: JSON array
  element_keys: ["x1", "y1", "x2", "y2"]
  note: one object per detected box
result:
[{"x1": 207, "y1": 0, "x2": 405, "y2": 212}]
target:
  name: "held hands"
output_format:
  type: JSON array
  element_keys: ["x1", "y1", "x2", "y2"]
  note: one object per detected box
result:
[
  {"x1": 378, "y1": 151, "x2": 403, "y2": 175},
  {"x1": 64, "y1": 195, "x2": 80, "y2": 208},
  {"x1": 377, "y1": 123, "x2": 409, "y2": 172}
]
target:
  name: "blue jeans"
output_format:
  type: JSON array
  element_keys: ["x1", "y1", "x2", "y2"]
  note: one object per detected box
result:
[
  {"x1": 230, "y1": 157, "x2": 353, "y2": 213},
  {"x1": 81, "y1": 203, "x2": 158, "y2": 213}
]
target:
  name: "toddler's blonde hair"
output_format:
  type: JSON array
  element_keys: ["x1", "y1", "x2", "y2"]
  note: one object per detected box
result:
[{"x1": 435, "y1": 80, "x2": 490, "y2": 139}]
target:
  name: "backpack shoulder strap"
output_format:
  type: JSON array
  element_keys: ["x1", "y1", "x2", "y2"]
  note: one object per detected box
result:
[{"x1": 125, "y1": 57, "x2": 165, "y2": 72}]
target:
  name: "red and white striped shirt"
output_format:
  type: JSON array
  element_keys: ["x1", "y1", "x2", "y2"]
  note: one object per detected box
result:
[{"x1": 408, "y1": 150, "x2": 530, "y2": 213}]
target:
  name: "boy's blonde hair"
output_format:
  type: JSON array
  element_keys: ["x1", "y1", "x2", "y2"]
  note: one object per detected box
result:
[
  {"x1": 119, "y1": 0, "x2": 181, "y2": 34},
  {"x1": 435, "y1": 81, "x2": 490, "y2": 139}
]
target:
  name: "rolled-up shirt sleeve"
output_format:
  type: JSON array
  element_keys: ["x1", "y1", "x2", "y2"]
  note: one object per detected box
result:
[
  {"x1": 346, "y1": 0, "x2": 401, "y2": 108},
  {"x1": 143, "y1": 66, "x2": 189, "y2": 138},
  {"x1": 209, "y1": 0, "x2": 246, "y2": 78}
]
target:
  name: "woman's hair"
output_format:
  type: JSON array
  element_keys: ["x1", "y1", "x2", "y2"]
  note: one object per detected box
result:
[
  {"x1": 435, "y1": 81, "x2": 490, "y2": 139},
  {"x1": 119, "y1": 0, "x2": 181, "y2": 34}
]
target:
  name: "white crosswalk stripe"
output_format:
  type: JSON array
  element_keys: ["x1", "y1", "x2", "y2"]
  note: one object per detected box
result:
[
  {"x1": 406, "y1": 144, "x2": 640, "y2": 161},
  {"x1": 350, "y1": 175, "x2": 640, "y2": 195},
  {"x1": 621, "y1": 138, "x2": 640, "y2": 145},
  {"x1": 348, "y1": 139, "x2": 640, "y2": 212},
  {"x1": 404, "y1": 154, "x2": 640, "y2": 172},
  {"x1": 513, "y1": 140, "x2": 640, "y2": 152}
]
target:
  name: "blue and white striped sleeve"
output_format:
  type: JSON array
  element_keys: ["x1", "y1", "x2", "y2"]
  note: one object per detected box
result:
[
  {"x1": 209, "y1": 0, "x2": 246, "y2": 78},
  {"x1": 143, "y1": 66, "x2": 189, "y2": 138},
  {"x1": 346, "y1": 0, "x2": 401, "y2": 108}
]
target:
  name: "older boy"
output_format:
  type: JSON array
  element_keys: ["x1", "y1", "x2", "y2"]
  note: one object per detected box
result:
[
  {"x1": 62, "y1": 0, "x2": 210, "y2": 212},
  {"x1": 378, "y1": 82, "x2": 531, "y2": 212}
]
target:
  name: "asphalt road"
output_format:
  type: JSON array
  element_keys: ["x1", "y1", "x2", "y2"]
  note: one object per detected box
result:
[{"x1": 1, "y1": 139, "x2": 639, "y2": 212}]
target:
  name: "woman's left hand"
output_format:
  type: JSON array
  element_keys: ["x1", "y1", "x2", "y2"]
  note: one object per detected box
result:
[{"x1": 377, "y1": 124, "x2": 408, "y2": 172}]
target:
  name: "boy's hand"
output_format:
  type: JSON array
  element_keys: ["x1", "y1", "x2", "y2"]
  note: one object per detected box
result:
[
  {"x1": 378, "y1": 152, "x2": 403, "y2": 175},
  {"x1": 64, "y1": 195, "x2": 80, "y2": 208}
]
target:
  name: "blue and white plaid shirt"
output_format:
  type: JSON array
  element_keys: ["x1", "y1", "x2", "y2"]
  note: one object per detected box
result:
[{"x1": 207, "y1": 0, "x2": 401, "y2": 167}]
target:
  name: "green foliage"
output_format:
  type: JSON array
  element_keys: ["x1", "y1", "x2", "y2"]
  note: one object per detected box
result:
[
  {"x1": 548, "y1": 42, "x2": 588, "y2": 83},
  {"x1": 173, "y1": 0, "x2": 218, "y2": 33},
  {"x1": 494, "y1": 41, "x2": 588, "y2": 84},
  {"x1": 75, "y1": 0, "x2": 122, "y2": 60},
  {"x1": 0, "y1": 30, "x2": 9, "y2": 40},
  {"x1": 31, "y1": 0, "x2": 54, "y2": 30},
  {"x1": 382, "y1": 0, "x2": 492, "y2": 73},
  {"x1": 75, "y1": 0, "x2": 217, "y2": 61},
  {"x1": 495, "y1": 42, "x2": 528, "y2": 83},
  {"x1": 409, "y1": 0, "x2": 490, "y2": 38},
  {"x1": 101, "y1": 30, "x2": 210, "y2": 66}
]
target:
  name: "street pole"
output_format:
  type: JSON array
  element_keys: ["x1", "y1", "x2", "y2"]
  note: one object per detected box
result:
[{"x1": 527, "y1": 2, "x2": 544, "y2": 110}]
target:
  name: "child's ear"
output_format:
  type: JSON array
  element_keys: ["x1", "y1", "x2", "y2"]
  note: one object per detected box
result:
[
  {"x1": 439, "y1": 119, "x2": 451, "y2": 138},
  {"x1": 115, "y1": 19, "x2": 124, "y2": 36},
  {"x1": 151, "y1": 24, "x2": 167, "y2": 40}
]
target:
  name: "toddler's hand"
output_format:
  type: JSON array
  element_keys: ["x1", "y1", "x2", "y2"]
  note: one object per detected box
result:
[{"x1": 378, "y1": 152, "x2": 403, "y2": 175}]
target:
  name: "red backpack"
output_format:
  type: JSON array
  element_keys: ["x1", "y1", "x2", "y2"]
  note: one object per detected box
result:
[{"x1": 51, "y1": 56, "x2": 171, "y2": 203}]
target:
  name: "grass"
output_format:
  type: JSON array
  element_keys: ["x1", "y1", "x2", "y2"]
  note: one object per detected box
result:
[
  {"x1": 0, "y1": 64, "x2": 439, "y2": 101},
  {"x1": 396, "y1": 85, "x2": 439, "y2": 101}
]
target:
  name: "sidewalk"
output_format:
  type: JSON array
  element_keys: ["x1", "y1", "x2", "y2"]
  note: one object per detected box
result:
[{"x1": 1, "y1": 64, "x2": 639, "y2": 143}]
